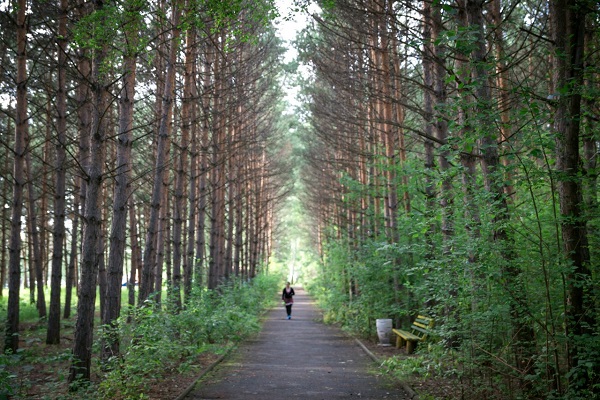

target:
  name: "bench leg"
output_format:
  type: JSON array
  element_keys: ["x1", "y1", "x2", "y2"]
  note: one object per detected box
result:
[
  {"x1": 396, "y1": 336, "x2": 405, "y2": 349},
  {"x1": 406, "y1": 340, "x2": 416, "y2": 354}
]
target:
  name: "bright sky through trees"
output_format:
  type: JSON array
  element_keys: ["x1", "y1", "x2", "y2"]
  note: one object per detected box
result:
[{"x1": 275, "y1": 0, "x2": 316, "y2": 113}]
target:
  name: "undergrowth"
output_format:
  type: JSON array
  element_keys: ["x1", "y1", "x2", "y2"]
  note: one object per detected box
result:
[
  {"x1": 1, "y1": 274, "x2": 280, "y2": 399},
  {"x1": 97, "y1": 274, "x2": 279, "y2": 399}
]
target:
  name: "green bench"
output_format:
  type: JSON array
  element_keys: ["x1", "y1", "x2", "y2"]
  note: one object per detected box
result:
[{"x1": 392, "y1": 315, "x2": 434, "y2": 354}]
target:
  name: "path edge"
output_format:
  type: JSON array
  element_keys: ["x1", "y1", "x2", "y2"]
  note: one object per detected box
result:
[
  {"x1": 173, "y1": 345, "x2": 234, "y2": 400},
  {"x1": 353, "y1": 338, "x2": 419, "y2": 400},
  {"x1": 173, "y1": 306, "x2": 275, "y2": 400}
]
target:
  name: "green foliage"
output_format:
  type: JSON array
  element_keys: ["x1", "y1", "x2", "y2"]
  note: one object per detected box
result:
[
  {"x1": 71, "y1": 0, "x2": 150, "y2": 78},
  {"x1": 303, "y1": 86, "x2": 599, "y2": 395},
  {"x1": 203, "y1": 0, "x2": 279, "y2": 47},
  {"x1": 97, "y1": 274, "x2": 279, "y2": 398},
  {"x1": 308, "y1": 238, "x2": 405, "y2": 337},
  {"x1": 0, "y1": 353, "x2": 19, "y2": 398},
  {"x1": 381, "y1": 345, "x2": 451, "y2": 380},
  {"x1": 72, "y1": 5, "x2": 121, "y2": 51}
]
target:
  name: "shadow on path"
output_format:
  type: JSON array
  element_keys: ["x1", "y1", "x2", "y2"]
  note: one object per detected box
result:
[{"x1": 185, "y1": 288, "x2": 409, "y2": 399}]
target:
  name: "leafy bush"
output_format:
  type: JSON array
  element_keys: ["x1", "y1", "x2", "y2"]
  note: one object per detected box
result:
[{"x1": 97, "y1": 274, "x2": 280, "y2": 398}]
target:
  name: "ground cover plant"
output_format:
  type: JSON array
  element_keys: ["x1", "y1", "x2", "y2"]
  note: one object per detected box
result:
[{"x1": 0, "y1": 274, "x2": 279, "y2": 399}]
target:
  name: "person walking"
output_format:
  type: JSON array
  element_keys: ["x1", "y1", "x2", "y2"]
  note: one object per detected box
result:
[{"x1": 282, "y1": 282, "x2": 295, "y2": 319}]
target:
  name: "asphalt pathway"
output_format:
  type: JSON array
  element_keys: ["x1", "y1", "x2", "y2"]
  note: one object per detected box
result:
[{"x1": 185, "y1": 288, "x2": 409, "y2": 399}]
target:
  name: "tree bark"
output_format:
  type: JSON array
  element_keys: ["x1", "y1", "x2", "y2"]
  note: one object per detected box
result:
[
  {"x1": 195, "y1": 36, "x2": 213, "y2": 289},
  {"x1": 186, "y1": 92, "x2": 198, "y2": 301},
  {"x1": 127, "y1": 195, "x2": 141, "y2": 317},
  {"x1": 174, "y1": 15, "x2": 196, "y2": 308},
  {"x1": 140, "y1": 1, "x2": 181, "y2": 303},
  {"x1": 5, "y1": 0, "x2": 29, "y2": 353},
  {"x1": 491, "y1": 0, "x2": 514, "y2": 201},
  {"x1": 1, "y1": 120, "x2": 10, "y2": 298},
  {"x1": 65, "y1": 0, "x2": 93, "y2": 321},
  {"x1": 41, "y1": 97, "x2": 52, "y2": 287},
  {"x1": 103, "y1": 0, "x2": 140, "y2": 359},
  {"x1": 64, "y1": 181, "x2": 78, "y2": 320},
  {"x1": 467, "y1": 0, "x2": 535, "y2": 382},
  {"x1": 209, "y1": 41, "x2": 225, "y2": 289},
  {"x1": 47, "y1": 0, "x2": 68, "y2": 345},
  {"x1": 25, "y1": 152, "x2": 47, "y2": 318},
  {"x1": 550, "y1": 0, "x2": 596, "y2": 388},
  {"x1": 69, "y1": 0, "x2": 110, "y2": 382},
  {"x1": 422, "y1": 0, "x2": 437, "y2": 259}
]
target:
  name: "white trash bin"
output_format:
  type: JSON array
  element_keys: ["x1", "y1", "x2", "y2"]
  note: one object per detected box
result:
[{"x1": 376, "y1": 318, "x2": 393, "y2": 346}]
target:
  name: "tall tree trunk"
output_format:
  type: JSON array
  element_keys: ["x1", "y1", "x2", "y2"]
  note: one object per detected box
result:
[
  {"x1": 27, "y1": 237, "x2": 33, "y2": 301},
  {"x1": 234, "y1": 182, "x2": 244, "y2": 277},
  {"x1": 224, "y1": 126, "x2": 235, "y2": 280},
  {"x1": 195, "y1": 37, "x2": 213, "y2": 289},
  {"x1": 174, "y1": 15, "x2": 196, "y2": 308},
  {"x1": 64, "y1": 179, "x2": 78, "y2": 320},
  {"x1": 233, "y1": 105, "x2": 245, "y2": 277},
  {"x1": 25, "y1": 153, "x2": 47, "y2": 318},
  {"x1": 422, "y1": 0, "x2": 437, "y2": 259},
  {"x1": 66, "y1": 0, "x2": 93, "y2": 321},
  {"x1": 103, "y1": 0, "x2": 140, "y2": 358},
  {"x1": 467, "y1": 0, "x2": 535, "y2": 384},
  {"x1": 97, "y1": 191, "x2": 108, "y2": 321},
  {"x1": 186, "y1": 96, "x2": 198, "y2": 301},
  {"x1": 431, "y1": 1, "x2": 453, "y2": 249},
  {"x1": 69, "y1": 0, "x2": 110, "y2": 382},
  {"x1": 491, "y1": 0, "x2": 514, "y2": 201},
  {"x1": 5, "y1": 0, "x2": 29, "y2": 353},
  {"x1": 550, "y1": 0, "x2": 596, "y2": 390},
  {"x1": 582, "y1": 23, "x2": 598, "y2": 267},
  {"x1": 41, "y1": 97, "x2": 52, "y2": 286},
  {"x1": 139, "y1": 0, "x2": 165, "y2": 302},
  {"x1": 378, "y1": 0, "x2": 399, "y2": 247},
  {"x1": 1, "y1": 121, "x2": 10, "y2": 297},
  {"x1": 209, "y1": 46, "x2": 224, "y2": 289},
  {"x1": 140, "y1": 1, "x2": 181, "y2": 303},
  {"x1": 127, "y1": 195, "x2": 141, "y2": 317},
  {"x1": 155, "y1": 182, "x2": 170, "y2": 304},
  {"x1": 47, "y1": 0, "x2": 68, "y2": 344}
]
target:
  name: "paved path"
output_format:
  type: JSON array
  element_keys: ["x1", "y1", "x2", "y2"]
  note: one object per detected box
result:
[{"x1": 185, "y1": 288, "x2": 409, "y2": 399}]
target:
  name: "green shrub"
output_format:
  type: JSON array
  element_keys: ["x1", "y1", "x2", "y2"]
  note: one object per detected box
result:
[{"x1": 97, "y1": 274, "x2": 279, "y2": 398}]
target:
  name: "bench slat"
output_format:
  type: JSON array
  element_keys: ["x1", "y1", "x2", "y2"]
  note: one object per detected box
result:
[
  {"x1": 412, "y1": 321, "x2": 429, "y2": 329},
  {"x1": 414, "y1": 317, "x2": 433, "y2": 326},
  {"x1": 411, "y1": 326, "x2": 429, "y2": 335},
  {"x1": 392, "y1": 329, "x2": 421, "y2": 341}
]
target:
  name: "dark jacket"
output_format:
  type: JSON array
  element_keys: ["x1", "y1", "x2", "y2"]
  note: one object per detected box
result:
[{"x1": 282, "y1": 287, "x2": 295, "y2": 300}]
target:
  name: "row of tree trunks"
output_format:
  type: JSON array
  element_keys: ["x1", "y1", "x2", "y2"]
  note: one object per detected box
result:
[
  {"x1": 466, "y1": 0, "x2": 536, "y2": 383},
  {"x1": 1, "y1": 0, "x2": 284, "y2": 385},
  {"x1": 301, "y1": 0, "x2": 598, "y2": 396}
]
